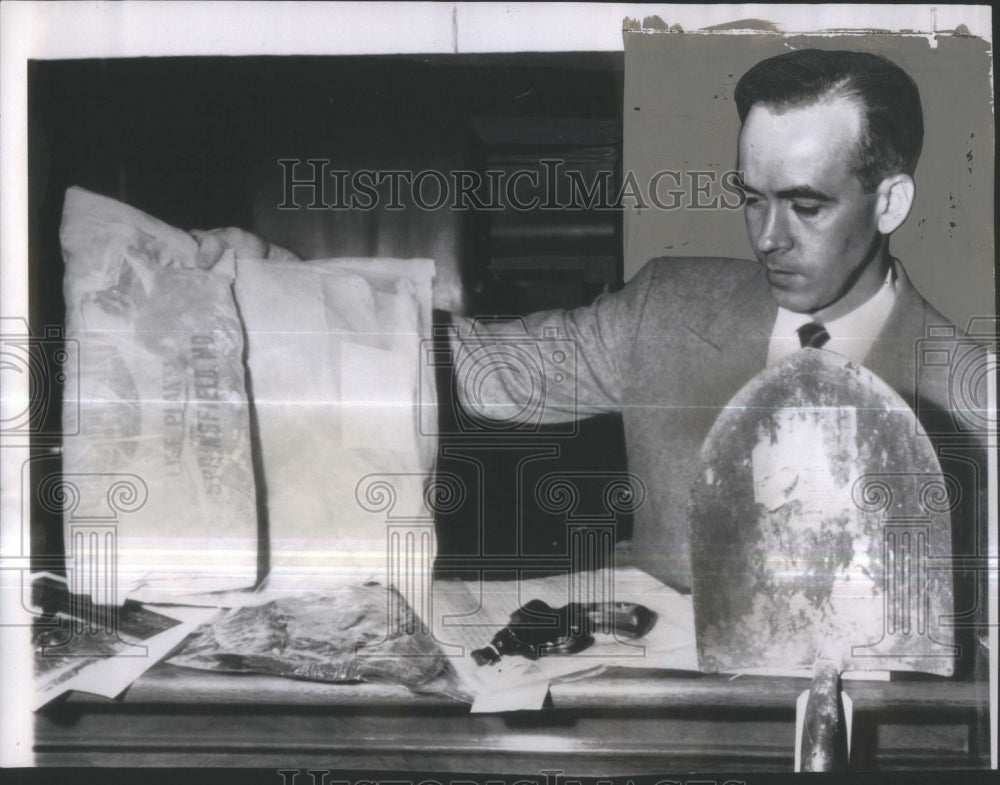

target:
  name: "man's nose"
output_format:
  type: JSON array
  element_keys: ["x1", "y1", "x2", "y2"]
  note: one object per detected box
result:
[{"x1": 755, "y1": 205, "x2": 792, "y2": 254}]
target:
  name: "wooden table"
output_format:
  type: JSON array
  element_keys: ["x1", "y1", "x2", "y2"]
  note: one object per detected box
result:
[{"x1": 34, "y1": 663, "x2": 989, "y2": 772}]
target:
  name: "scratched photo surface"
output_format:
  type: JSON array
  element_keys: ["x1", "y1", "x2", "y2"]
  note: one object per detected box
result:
[{"x1": 3, "y1": 2, "x2": 996, "y2": 778}]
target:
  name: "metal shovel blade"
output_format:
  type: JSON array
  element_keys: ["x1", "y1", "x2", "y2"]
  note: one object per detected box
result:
[{"x1": 689, "y1": 350, "x2": 956, "y2": 768}]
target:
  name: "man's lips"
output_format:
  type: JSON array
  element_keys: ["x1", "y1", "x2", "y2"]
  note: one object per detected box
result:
[
  {"x1": 764, "y1": 266, "x2": 804, "y2": 290},
  {"x1": 765, "y1": 266, "x2": 798, "y2": 276}
]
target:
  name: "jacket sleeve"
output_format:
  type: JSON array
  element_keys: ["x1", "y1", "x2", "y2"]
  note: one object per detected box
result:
[{"x1": 450, "y1": 261, "x2": 658, "y2": 425}]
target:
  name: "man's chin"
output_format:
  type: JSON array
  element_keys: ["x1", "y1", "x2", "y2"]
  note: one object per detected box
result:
[{"x1": 766, "y1": 285, "x2": 817, "y2": 314}]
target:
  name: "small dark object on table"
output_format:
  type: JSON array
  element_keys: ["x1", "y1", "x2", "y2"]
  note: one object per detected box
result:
[{"x1": 472, "y1": 599, "x2": 657, "y2": 665}]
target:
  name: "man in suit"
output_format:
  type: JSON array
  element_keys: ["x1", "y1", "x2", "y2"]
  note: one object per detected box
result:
[{"x1": 450, "y1": 49, "x2": 987, "y2": 595}]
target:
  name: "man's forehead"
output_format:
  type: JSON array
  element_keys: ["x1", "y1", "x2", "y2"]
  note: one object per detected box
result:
[{"x1": 737, "y1": 97, "x2": 864, "y2": 180}]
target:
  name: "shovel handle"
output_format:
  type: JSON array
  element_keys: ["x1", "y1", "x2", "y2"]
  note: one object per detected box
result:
[{"x1": 801, "y1": 659, "x2": 847, "y2": 772}]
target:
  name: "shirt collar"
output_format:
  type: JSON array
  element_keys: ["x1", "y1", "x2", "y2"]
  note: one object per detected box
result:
[{"x1": 767, "y1": 264, "x2": 899, "y2": 367}]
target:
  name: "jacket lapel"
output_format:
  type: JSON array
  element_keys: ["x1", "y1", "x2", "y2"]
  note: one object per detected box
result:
[
  {"x1": 862, "y1": 260, "x2": 926, "y2": 403},
  {"x1": 673, "y1": 259, "x2": 930, "y2": 410},
  {"x1": 688, "y1": 259, "x2": 928, "y2": 406}
]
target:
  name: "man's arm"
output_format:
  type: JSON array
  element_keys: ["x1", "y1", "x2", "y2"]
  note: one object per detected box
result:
[{"x1": 450, "y1": 261, "x2": 658, "y2": 426}]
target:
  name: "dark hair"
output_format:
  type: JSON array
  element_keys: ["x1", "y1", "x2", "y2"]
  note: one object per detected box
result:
[{"x1": 734, "y1": 49, "x2": 923, "y2": 192}]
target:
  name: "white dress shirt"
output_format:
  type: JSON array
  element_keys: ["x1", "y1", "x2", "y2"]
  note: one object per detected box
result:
[{"x1": 766, "y1": 265, "x2": 898, "y2": 367}]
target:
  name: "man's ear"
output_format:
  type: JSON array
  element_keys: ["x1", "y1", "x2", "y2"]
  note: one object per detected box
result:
[{"x1": 875, "y1": 174, "x2": 915, "y2": 235}]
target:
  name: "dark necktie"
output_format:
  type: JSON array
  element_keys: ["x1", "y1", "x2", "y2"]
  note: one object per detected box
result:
[{"x1": 797, "y1": 321, "x2": 831, "y2": 349}]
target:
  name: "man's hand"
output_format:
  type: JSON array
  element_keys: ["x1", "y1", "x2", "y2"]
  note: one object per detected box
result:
[{"x1": 191, "y1": 227, "x2": 302, "y2": 270}]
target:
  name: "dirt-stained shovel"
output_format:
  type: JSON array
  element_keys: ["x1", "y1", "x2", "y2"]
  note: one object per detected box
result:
[{"x1": 689, "y1": 350, "x2": 956, "y2": 771}]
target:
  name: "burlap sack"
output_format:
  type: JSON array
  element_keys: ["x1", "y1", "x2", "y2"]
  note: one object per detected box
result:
[{"x1": 60, "y1": 187, "x2": 258, "y2": 603}]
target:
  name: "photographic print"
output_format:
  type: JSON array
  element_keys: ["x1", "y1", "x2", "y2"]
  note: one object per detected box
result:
[{"x1": 1, "y1": 3, "x2": 995, "y2": 781}]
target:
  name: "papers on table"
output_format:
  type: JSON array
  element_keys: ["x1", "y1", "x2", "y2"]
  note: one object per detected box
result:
[
  {"x1": 31, "y1": 573, "x2": 218, "y2": 710},
  {"x1": 430, "y1": 566, "x2": 699, "y2": 712}
]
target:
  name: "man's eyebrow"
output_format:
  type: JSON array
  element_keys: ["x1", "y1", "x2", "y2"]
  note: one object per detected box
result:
[
  {"x1": 735, "y1": 181, "x2": 834, "y2": 202},
  {"x1": 775, "y1": 186, "x2": 834, "y2": 202}
]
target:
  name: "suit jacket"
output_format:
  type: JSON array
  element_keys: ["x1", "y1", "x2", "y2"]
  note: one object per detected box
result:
[{"x1": 455, "y1": 257, "x2": 988, "y2": 593}]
